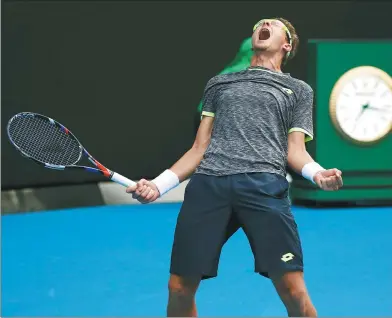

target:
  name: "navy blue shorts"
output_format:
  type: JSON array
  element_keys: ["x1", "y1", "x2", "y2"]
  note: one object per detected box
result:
[{"x1": 170, "y1": 172, "x2": 303, "y2": 279}]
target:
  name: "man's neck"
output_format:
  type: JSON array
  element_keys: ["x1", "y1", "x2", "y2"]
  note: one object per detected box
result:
[{"x1": 250, "y1": 53, "x2": 282, "y2": 73}]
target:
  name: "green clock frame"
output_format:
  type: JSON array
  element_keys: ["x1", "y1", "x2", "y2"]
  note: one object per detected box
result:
[{"x1": 290, "y1": 40, "x2": 392, "y2": 206}]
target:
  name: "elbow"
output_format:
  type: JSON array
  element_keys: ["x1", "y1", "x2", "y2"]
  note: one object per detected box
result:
[{"x1": 191, "y1": 140, "x2": 209, "y2": 156}]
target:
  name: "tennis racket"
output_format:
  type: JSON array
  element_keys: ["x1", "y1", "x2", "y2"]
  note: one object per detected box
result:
[{"x1": 7, "y1": 112, "x2": 136, "y2": 187}]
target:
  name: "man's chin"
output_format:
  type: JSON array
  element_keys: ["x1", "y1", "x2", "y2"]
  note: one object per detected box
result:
[
  {"x1": 252, "y1": 40, "x2": 269, "y2": 50},
  {"x1": 252, "y1": 45, "x2": 268, "y2": 52}
]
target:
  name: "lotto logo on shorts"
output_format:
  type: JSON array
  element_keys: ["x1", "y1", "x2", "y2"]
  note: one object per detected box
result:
[{"x1": 281, "y1": 253, "x2": 294, "y2": 262}]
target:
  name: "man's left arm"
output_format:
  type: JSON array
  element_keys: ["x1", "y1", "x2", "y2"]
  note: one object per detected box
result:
[{"x1": 287, "y1": 131, "x2": 343, "y2": 191}]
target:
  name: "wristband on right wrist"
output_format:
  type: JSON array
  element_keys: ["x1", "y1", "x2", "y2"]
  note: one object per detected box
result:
[{"x1": 152, "y1": 169, "x2": 180, "y2": 197}]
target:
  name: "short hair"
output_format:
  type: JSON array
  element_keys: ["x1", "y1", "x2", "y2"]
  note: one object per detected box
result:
[{"x1": 274, "y1": 17, "x2": 299, "y2": 65}]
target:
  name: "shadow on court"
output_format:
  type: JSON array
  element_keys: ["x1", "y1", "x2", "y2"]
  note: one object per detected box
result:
[{"x1": 2, "y1": 203, "x2": 392, "y2": 316}]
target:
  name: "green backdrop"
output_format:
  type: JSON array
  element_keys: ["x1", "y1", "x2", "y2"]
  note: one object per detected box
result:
[
  {"x1": 197, "y1": 38, "x2": 253, "y2": 113},
  {"x1": 291, "y1": 40, "x2": 392, "y2": 204}
]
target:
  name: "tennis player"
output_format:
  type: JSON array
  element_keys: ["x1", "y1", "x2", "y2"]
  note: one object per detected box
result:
[{"x1": 127, "y1": 18, "x2": 343, "y2": 317}]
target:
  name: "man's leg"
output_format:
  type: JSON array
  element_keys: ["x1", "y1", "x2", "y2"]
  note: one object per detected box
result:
[
  {"x1": 167, "y1": 274, "x2": 201, "y2": 317},
  {"x1": 233, "y1": 172, "x2": 315, "y2": 316},
  {"x1": 271, "y1": 271, "x2": 317, "y2": 317},
  {"x1": 167, "y1": 174, "x2": 239, "y2": 317}
]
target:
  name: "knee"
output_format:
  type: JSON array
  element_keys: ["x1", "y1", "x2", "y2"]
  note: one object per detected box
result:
[
  {"x1": 168, "y1": 275, "x2": 199, "y2": 299},
  {"x1": 284, "y1": 287, "x2": 308, "y2": 303},
  {"x1": 282, "y1": 287, "x2": 317, "y2": 316},
  {"x1": 278, "y1": 283, "x2": 309, "y2": 307}
]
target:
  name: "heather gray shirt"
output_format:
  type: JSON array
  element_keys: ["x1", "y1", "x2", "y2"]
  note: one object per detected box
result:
[{"x1": 196, "y1": 67, "x2": 314, "y2": 177}]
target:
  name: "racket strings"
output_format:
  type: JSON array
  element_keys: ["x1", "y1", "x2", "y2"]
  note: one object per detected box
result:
[{"x1": 8, "y1": 115, "x2": 82, "y2": 166}]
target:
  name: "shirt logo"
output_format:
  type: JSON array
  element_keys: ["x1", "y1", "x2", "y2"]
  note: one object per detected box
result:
[{"x1": 282, "y1": 88, "x2": 293, "y2": 95}]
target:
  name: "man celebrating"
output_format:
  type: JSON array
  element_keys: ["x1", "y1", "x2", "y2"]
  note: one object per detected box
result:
[{"x1": 127, "y1": 18, "x2": 343, "y2": 317}]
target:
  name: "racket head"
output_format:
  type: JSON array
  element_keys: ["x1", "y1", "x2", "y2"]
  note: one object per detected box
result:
[{"x1": 7, "y1": 112, "x2": 84, "y2": 168}]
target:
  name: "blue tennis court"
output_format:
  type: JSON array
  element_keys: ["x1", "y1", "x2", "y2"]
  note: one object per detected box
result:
[{"x1": 2, "y1": 203, "x2": 392, "y2": 316}]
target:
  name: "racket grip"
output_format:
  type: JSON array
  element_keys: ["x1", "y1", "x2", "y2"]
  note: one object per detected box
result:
[{"x1": 110, "y1": 172, "x2": 136, "y2": 187}]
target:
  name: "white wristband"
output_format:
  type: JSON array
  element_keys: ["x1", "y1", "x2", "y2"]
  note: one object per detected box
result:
[
  {"x1": 152, "y1": 169, "x2": 180, "y2": 197},
  {"x1": 301, "y1": 162, "x2": 325, "y2": 184}
]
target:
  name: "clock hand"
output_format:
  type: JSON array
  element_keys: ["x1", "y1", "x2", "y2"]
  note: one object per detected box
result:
[
  {"x1": 352, "y1": 106, "x2": 363, "y2": 133},
  {"x1": 366, "y1": 106, "x2": 392, "y2": 114},
  {"x1": 355, "y1": 103, "x2": 368, "y2": 121},
  {"x1": 352, "y1": 102, "x2": 371, "y2": 133}
]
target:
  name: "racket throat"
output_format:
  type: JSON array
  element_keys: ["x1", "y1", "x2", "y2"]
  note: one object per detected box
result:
[{"x1": 88, "y1": 157, "x2": 111, "y2": 177}]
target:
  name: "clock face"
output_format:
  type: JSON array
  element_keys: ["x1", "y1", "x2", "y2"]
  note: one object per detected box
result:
[{"x1": 330, "y1": 66, "x2": 392, "y2": 144}]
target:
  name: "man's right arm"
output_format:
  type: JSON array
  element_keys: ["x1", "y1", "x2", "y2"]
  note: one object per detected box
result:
[
  {"x1": 169, "y1": 115, "x2": 214, "y2": 181},
  {"x1": 126, "y1": 115, "x2": 214, "y2": 203}
]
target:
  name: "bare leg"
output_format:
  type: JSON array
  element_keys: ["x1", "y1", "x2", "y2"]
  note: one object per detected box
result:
[
  {"x1": 167, "y1": 274, "x2": 201, "y2": 317},
  {"x1": 271, "y1": 271, "x2": 317, "y2": 317}
]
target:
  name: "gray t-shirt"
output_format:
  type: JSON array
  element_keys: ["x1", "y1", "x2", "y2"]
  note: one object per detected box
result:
[{"x1": 196, "y1": 66, "x2": 314, "y2": 177}]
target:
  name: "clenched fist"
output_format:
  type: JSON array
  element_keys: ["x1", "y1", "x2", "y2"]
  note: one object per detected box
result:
[
  {"x1": 126, "y1": 178, "x2": 160, "y2": 204},
  {"x1": 314, "y1": 168, "x2": 343, "y2": 191}
]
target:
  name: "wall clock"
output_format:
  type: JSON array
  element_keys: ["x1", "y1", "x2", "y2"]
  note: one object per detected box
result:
[{"x1": 329, "y1": 66, "x2": 392, "y2": 145}]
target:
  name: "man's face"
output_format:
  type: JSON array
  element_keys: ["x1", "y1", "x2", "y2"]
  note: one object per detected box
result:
[{"x1": 251, "y1": 19, "x2": 290, "y2": 57}]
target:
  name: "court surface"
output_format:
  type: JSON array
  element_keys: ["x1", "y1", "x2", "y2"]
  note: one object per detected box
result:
[{"x1": 2, "y1": 203, "x2": 392, "y2": 316}]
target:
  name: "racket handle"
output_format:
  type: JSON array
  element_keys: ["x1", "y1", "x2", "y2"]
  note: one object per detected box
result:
[{"x1": 110, "y1": 172, "x2": 136, "y2": 187}]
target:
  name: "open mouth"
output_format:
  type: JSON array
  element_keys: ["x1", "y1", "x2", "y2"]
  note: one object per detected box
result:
[{"x1": 259, "y1": 28, "x2": 271, "y2": 40}]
